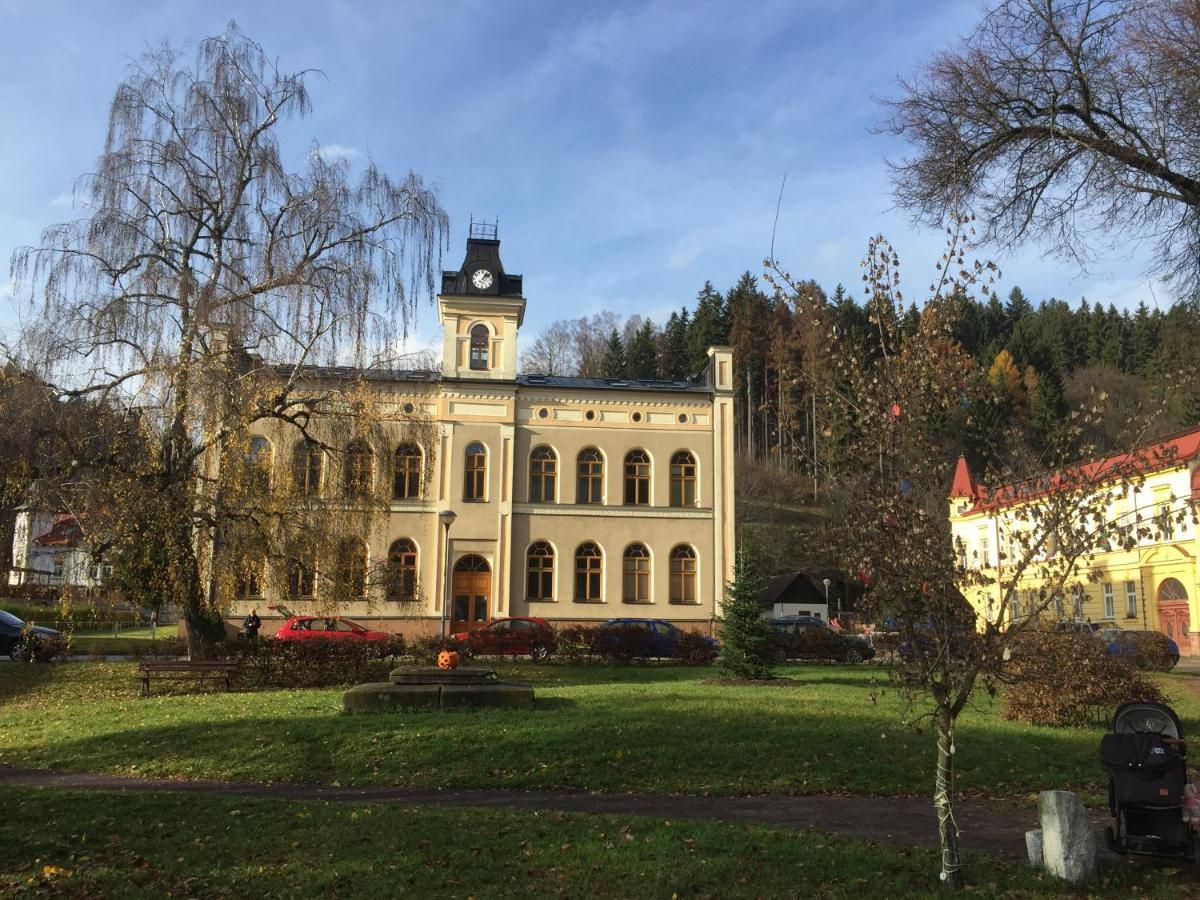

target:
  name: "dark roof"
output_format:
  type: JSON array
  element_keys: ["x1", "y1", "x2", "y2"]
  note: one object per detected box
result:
[
  {"x1": 35, "y1": 514, "x2": 83, "y2": 548},
  {"x1": 274, "y1": 365, "x2": 441, "y2": 383},
  {"x1": 270, "y1": 366, "x2": 710, "y2": 394},
  {"x1": 759, "y1": 572, "x2": 827, "y2": 608},
  {"x1": 516, "y1": 374, "x2": 711, "y2": 394}
]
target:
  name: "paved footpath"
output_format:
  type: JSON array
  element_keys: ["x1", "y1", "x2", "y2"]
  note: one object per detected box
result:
[{"x1": 0, "y1": 764, "x2": 1038, "y2": 856}]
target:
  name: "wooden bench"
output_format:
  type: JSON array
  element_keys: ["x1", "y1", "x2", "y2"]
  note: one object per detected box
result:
[{"x1": 138, "y1": 660, "x2": 240, "y2": 696}]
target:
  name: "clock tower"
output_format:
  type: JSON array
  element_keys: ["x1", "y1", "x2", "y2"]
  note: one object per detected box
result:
[{"x1": 438, "y1": 221, "x2": 526, "y2": 381}]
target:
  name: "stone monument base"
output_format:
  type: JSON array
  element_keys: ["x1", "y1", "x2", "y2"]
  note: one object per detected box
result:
[{"x1": 343, "y1": 665, "x2": 534, "y2": 712}]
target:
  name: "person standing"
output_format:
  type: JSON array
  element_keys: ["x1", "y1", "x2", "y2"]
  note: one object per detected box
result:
[
  {"x1": 243, "y1": 609, "x2": 262, "y2": 642},
  {"x1": 149, "y1": 609, "x2": 158, "y2": 640}
]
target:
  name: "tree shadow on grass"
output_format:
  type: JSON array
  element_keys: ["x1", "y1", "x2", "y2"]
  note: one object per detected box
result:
[{"x1": 3, "y1": 688, "x2": 1112, "y2": 802}]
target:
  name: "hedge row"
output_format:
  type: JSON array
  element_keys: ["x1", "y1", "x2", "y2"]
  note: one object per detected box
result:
[{"x1": 1003, "y1": 631, "x2": 1166, "y2": 727}]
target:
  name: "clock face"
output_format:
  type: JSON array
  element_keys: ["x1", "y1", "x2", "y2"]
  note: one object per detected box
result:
[{"x1": 471, "y1": 268, "x2": 494, "y2": 290}]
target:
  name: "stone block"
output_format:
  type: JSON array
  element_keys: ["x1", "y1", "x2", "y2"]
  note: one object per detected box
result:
[
  {"x1": 342, "y1": 682, "x2": 440, "y2": 713},
  {"x1": 439, "y1": 681, "x2": 534, "y2": 709},
  {"x1": 390, "y1": 666, "x2": 498, "y2": 685},
  {"x1": 1025, "y1": 829, "x2": 1043, "y2": 868},
  {"x1": 1038, "y1": 790, "x2": 1098, "y2": 883}
]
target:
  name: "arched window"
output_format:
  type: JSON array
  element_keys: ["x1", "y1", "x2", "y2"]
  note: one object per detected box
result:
[
  {"x1": 344, "y1": 439, "x2": 374, "y2": 497},
  {"x1": 574, "y1": 542, "x2": 603, "y2": 602},
  {"x1": 470, "y1": 324, "x2": 490, "y2": 370},
  {"x1": 529, "y1": 446, "x2": 557, "y2": 503},
  {"x1": 464, "y1": 442, "x2": 487, "y2": 501},
  {"x1": 387, "y1": 538, "x2": 418, "y2": 601},
  {"x1": 289, "y1": 554, "x2": 316, "y2": 598},
  {"x1": 577, "y1": 447, "x2": 604, "y2": 505},
  {"x1": 622, "y1": 543, "x2": 651, "y2": 603},
  {"x1": 526, "y1": 541, "x2": 555, "y2": 601},
  {"x1": 669, "y1": 450, "x2": 697, "y2": 507},
  {"x1": 393, "y1": 443, "x2": 423, "y2": 500},
  {"x1": 337, "y1": 538, "x2": 368, "y2": 598},
  {"x1": 238, "y1": 558, "x2": 265, "y2": 598},
  {"x1": 248, "y1": 436, "x2": 273, "y2": 491},
  {"x1": 624, "y1": 450, "x2": 651, "y2": 506},
  {"x1": 669, "y1": 545, "x2": 698, "y2": 604},
  {"x1": 294, "y1": 441, "x2": 323, "y2": 497}
]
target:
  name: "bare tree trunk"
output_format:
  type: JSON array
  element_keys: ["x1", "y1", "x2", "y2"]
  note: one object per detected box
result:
[{"x1": 933, "y1": 702, "x2": 964, "y2": 889}]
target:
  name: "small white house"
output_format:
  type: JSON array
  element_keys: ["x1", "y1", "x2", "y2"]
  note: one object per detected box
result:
[
  {"x1": 8, "y1": 507, "x2": 107, "y2": 587},
  {"x1": 759, "y1": 571, "x2": 830, "y2": 620}
]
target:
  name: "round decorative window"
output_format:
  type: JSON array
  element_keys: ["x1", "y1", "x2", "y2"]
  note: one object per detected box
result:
[
  {"x1": 537, "y1": 407, "x2": 550, "y2": 419},
  {"x1": 631, "y1": 411, "x2": 643, "y2": 423},
  {"x1": 402, "y1": 402, "x2": 415, "y2": 415},
  {"x1": 677, "y1": 413, "x2": 689, "y2": 424},
  {"x1": 584, "y1": 409, "x2": 596, "y2": 421}
]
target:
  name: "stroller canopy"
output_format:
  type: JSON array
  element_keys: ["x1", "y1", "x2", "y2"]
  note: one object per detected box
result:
[{"x1": 1113, "y1": 702, "x2": 1183, "y2": 739}]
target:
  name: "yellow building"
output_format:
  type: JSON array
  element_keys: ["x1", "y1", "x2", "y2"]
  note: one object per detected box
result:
[
  {"x1": 949, "y1": 428, "x2": 1200, "y2": 656},
  {"x1": 225, "y1": 226, "x2": 736, "y2": 636}
]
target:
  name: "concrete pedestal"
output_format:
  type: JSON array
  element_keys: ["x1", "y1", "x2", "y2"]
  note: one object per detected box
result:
[{"x1": 343, "y1": 665, "x2": 534, "y2": 712}]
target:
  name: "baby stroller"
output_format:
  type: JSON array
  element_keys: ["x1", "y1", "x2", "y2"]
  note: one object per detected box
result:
[{"x1": 1099, "y1": 701, "x2": 1195, "y2": 861}]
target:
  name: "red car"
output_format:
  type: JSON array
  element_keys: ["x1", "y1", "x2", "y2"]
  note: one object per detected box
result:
[
  {"x1": 274, "y1": 616, "x2": 391, "y2": 643},
  {"x1": 451, "y1": 617, "x2": 556, "y2": 662}
]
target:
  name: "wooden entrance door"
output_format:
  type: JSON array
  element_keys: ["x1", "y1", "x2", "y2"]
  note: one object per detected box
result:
[
  {"x1": 450, "y1": 555, "x2": 491, "y2": 635},
  {"x1": 1157, "y1": 578, "x2": 1190, "y2": 649}
]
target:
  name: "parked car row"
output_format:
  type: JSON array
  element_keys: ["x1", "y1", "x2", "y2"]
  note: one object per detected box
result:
[
  {"x1": 450, "y1": 617, "x2": 722, "y2": 663},
  {"x1": 2, "y1": 606, "x2": 874, "y2": 666}
]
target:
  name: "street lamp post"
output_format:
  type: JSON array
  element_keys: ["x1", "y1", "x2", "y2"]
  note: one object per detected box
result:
[
  {"x1": 438, "y1": 509, "x2": 457, "y2": 640},
  {"x1": 823, "y1": 577, "x2": 833, "y2": 619}
]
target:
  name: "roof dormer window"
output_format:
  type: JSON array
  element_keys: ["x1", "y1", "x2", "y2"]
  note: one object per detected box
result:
[{"x1": 470, "y1": 324, "x2": 489, "y2": 370}]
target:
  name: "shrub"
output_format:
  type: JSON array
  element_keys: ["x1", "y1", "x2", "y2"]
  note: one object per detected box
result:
[
  {"x1": 406, "y1": 634, "x2": 456, "y2": 666},
  {"x1": 1003, "y1": 631, "x2": 1167, "y2": 727},
  {"x1": 675, "y1": 630, "x2": 719, "y2": 665},
  {"x1": 1118, "y1": 631, "x2": 1176, "y2": 671},
  {"x1": 213, "y1": 637, "x2": 405, "y2": 689},
  {"x1": 553, "y1": 625, "x2": 604, "y2": 664}
]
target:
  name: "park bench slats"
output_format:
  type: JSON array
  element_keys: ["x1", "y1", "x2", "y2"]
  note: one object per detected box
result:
[{"x1": 138, "y1": 660, "x2": 240, "y2": 696}]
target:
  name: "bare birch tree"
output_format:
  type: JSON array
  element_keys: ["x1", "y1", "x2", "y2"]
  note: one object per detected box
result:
[{"x1": 8, "y1": 24, "x2": 448, "y2": 654}]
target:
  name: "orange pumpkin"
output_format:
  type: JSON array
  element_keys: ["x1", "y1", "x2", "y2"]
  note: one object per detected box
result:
[{"x1": 437, "y1": 649, "x2": 460, "y2": 670}]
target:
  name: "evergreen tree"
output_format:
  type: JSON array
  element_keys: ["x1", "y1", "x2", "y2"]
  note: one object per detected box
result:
[
  {"x1": 626, "y1": 319, "x2": 658, "y2": 379},
  {"x1": 716, "y1": 546, "x2": 774, "y2": 680},
  {"x1": 687, "y1": 280, "x2": 730, "y2": 373},
  {"x1": 660, "y1": 307, "x2": 691, "y2": 379},
  {"x1": 1005, "y1": 285, "x2": 1032, "y2": 327},
  {"x1": 600, "y1": 329, "x2": 627, "y2": 378}
]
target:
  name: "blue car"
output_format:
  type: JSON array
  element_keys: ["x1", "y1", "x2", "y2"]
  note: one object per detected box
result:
[
  {"x1": 594, "y1": 618, "x2": 718, "y2": 660},
  {"x1": 1102, "y1": 628, "x2": 1179, "y2": 669}
]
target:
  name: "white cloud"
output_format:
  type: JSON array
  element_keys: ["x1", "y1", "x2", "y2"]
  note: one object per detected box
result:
[
  {"x1": 312, "y1": 144, "x2": 362, "y2": 162},
  {"x1": 49, "y1": 191, "x2": 73, "y2": 208},
  {"x1": 667, "y1": 234, "x2": 702, "y2": 272}
]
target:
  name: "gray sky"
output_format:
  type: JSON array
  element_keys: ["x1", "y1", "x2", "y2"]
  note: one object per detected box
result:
[{"x1": 0, "y1": 0, "x2": 1167, "y2": 356}]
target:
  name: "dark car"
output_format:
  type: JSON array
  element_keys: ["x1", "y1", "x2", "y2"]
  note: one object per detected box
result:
[
  {"x1": 0, "y1": 609, "x2": 64, "y2": 662},
  {"x1": 452, "y1": 617, "x2": 557, "y2": 663},
  {"x1": 594, "y1": 618, "x2": 719, "y2": 661},
  {"x1": 770, "y1": 616, "x2": 875, "y2": 663}
]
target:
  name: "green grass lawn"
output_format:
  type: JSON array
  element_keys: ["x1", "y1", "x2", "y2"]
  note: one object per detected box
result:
[
  {"x1": 4, "y1": 661, "x2": 1197, "y2": 802},
  {"x1": 1, "y1": 787, "x2": 1184, "y2": 898}
]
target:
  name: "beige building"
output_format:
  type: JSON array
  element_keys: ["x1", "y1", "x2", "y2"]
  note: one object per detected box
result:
[{"x1": 227, "y1": 228, "x2": 736, "y2": 636}]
